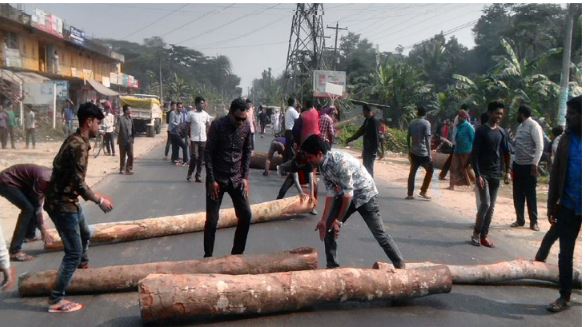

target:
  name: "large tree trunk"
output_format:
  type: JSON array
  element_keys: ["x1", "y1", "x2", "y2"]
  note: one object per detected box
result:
[
  {"x1": 19, "y1": 247, "x2": 318, "y2": 297},
  {"x1": 250, "y1": 151, "x2": 282, "y2": 170},
  {"x1": 138, "y1": 265, "x2": 452, "y2": 323},
  {"x1": 374, "y1": 259, "x2": 582, "y2": 287},
  {"x1": 45, "y1": 196, "x2": 312, "y2": 251}
]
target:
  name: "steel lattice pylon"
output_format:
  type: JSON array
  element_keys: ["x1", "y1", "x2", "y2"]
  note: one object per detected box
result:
[{"x1": 283, "y1": 3, "x2": 326, "y2": 102}]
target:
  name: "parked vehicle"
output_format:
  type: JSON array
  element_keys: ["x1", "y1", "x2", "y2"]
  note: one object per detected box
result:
[{"x1": 119, "y1": 94, "x2": 162, "y2": 137}]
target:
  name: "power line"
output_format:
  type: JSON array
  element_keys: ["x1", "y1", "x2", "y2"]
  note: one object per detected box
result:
[
  {"x1": 401, "y1": 19, "x2": 479, "y2": 51},
  {"x1": 120, "y1": 3, "x2": 189, "y2": 40},
  {"x1": 196, "y1": 16, "x2": 284, "y2": 48},
  {"x1": 159, "y1": 3, "x2": 235, "y2": 38},
  {"x1": 173, "y1": 3, "x2": 281, "y2": 46},
  {"x1": 198, "y1": 40, "x2": 288, "y2": 51}
]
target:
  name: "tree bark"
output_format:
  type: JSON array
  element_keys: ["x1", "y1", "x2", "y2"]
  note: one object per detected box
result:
[
  {"x1": 373, "y1": 259, "x2": 582, "y2": 287},
  {"x1": 45, "y1": 196, "x2": 313, "y2": 251},
  {"x1": 250, "y1": 151, "x2": 282, "y2": 170},
  {"x1": 19, "y1": 247, "x2": 318, "y2": 297},
  {"x1": 138, "y1": 265, "x2": 452, "y2": 323}
]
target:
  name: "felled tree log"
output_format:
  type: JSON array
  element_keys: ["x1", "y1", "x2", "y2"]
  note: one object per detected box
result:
[
  {"x1": 45, "y1": 196, "x2": 313, "y2": 250},
  {"x1": 138, "y1": 265, "x2": 452, "y2": 323},
  {"x1": 250, "y1": 151, "x2": 282, "y2": 170},
  {"x1": 374, "y1": 259, "x2": 582, "y2": 287},
  {"x1": 18, "y1": 247, "x2": 318, "y2": 297}
]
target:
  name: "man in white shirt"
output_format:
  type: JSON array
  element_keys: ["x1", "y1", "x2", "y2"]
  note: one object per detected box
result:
[
  {"x1": 284, "y1": 97, "x2": 299, "y2": 162},
  {"x1": 187, "y1": 97, "x2": 212, "y2": 182},
  {"x1": 510, "y1": 104, "x2": 544, "y2": 231},
  {"x1": 102, "y1": 103, "x2": 116, "y2": 156},
  {"x1": 245, "y1": 99, "x2": 257, "y2": 153}
]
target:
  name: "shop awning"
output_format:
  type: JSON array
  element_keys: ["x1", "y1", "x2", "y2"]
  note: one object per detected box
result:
[
  {"x1": 87, "y1": 79, "x2": 119, "y2": 96},
  {"x1": 14, "y1": 71, "x2": 50, "y2": 84}
]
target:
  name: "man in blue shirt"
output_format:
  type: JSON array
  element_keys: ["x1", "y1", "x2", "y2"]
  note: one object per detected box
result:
[{"x1": 544, "y1": 95, "x2": 581, "y2": 313}]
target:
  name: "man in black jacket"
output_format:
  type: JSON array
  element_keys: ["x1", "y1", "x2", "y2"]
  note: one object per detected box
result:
[{"x1": 344, "y1": 104, "x2": 380, "y2": 178}]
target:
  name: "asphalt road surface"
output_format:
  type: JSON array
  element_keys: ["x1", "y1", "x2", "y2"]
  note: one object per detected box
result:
[{"x1": 1, "y1": 133, "x2": 581, "y2": 326}]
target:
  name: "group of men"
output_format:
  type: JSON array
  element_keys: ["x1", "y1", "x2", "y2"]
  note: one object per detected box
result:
[
  {"x1": 0, "y1": 104, "x2": 38, "y2": 149},
  {"x1": 0, "y1": 94, "x2": 580, "y2": 315}
]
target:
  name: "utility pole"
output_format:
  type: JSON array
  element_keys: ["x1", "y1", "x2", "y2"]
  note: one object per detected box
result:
[
  {"x1": 159, "y1": 52, "x2": 163, "y2": 103},
  {"x1": 557, "y1": 3, "x2": 576, "y2": 127},
  {"x1": 326, "y1": 22, "x2": 347, "y2": 71}
]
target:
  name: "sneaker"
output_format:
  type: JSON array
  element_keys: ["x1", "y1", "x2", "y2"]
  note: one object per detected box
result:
[
  {"x1": 547, "y1": 297, "x2": 570, "y2": 313},
  {"x1": 480, "y1": 237, "x2": 495, "y2": 248},
  {"x1": 418, "y1": 192, "x2": 431, "y2": 200},
  {"x1": 186, "y1": 176, "x2": 192, "y2": 182},
  {"x1": 405, "y1": 195, "x2": 414, "y2": 200},
  {"x1": 530, "y1": 223, "x2": 540, "y2": 232},
  {"x1": 510, "y1": 221, "x2": 524, "y2": 228},
  {"x1": 470, "y1": 235, "x2": 480, "y2": 246}
]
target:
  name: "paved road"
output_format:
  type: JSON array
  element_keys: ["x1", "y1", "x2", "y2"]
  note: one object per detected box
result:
[{"x1": 1, "y1": 134, "x2": 581, "y2": 326}]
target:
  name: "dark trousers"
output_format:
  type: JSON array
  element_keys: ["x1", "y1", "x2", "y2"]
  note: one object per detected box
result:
[
  {"x1": 164, "y1": 131, "x2": 171, "y2": 157},
  {"x1": 103, "y1": 132, "x2": 115, "y2": 155},
  {"x1": 363, "y1": 153, "x2": 376, "y2": 178},
  {"x1": 183, "y1": 135, "x2": 190, "y2": 158},
  {"x1": 0, "y1": 127, "x2": 7, "y2": 149},
  {"x1": 276, "y1": 172, "x2": 317, "y2": 200},
  {"x1": 473, "y1": 176, "x2": 500, "y2": 238},
  {"x1": 170, "y1": 133, "x2": 187, "y2": 163},
  {"x1": 8, "y1": 126, "x2": 15, "y2": 148},
  {"x1": 25, "y1": 128, "x2": 35, "y2": 148},
  {"x1": 187, "y1": 141, "x2": 206, "y2": 179},
  {"x1": 407, "y1": 153, "x2": 434, "y2": 196},
  {"x1": 284, "y1": 130, "x2": 294, "y2": 162},
  {"x1": 119, "y1": 142, "x2": 134, "y2": 172},
  {"x1": 439, "y1": 151, "x2": 453, "y2": 179},
  {"x1": 512, "y1": 162, "x2": 538, "y2": 225},
  {"x1": 535, "y1": 223, "x2": 559, "y2": 262},
  {"x1": 204, "y1": 180, "x2": 252, "y2": 257},
  {"x1": 325, "y1": 196, "x2": 404, "y2": 268},
  {"x1": 556, "y1": 205, "x2": 581, "y2": 300},
  {"x1": 0, "y1": 184, "x2": 37, "y2": 254},
  {"x1": 48, "y1": 210, "x2": 90, "y2": 304}
]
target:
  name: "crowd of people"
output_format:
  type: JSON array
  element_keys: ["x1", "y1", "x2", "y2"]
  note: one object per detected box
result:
[{"x1": 0, "y1": 93, "x2": 580, "y2": 315}]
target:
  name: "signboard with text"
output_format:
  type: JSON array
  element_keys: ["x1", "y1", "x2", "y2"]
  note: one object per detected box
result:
[
  {"x1": 313, "y1": 70, "x2": 347, "y2": 98},
  {"x1": 69, "y1": 26, "x2": 85, "y2": 45},
  {"x1": 31, "y1": 9, "x2": 63, "y2": 38}
]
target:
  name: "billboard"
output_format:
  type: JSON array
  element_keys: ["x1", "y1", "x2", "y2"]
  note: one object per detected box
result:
[
  {"x1": 31, "y1": 9, "x2": 63, "y2": 38},
  {"x1": 313, "y1": 70, "x2": 347, "y2": 98},
  {"x1": 69, "y1": 26, "x2": 85, "y2": 45}
]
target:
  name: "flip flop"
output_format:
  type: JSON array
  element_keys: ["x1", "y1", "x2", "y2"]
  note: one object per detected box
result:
[
  {"x1": 10, "y1": 252, "x2": 34, "y2": 262},
  {"x1": 48, "y1": 300, "x2": 84, "y2": 313}
]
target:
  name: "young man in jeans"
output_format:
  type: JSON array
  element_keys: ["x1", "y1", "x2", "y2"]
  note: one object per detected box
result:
[
  {"x1": 470, "y1": 100, "x2": 511, "y2": 248},
  {"x1": 44, "y1": 102, "x2": 114, "y2": 313},
  {"x1": 406, "y1": 106, "x2": 433, "y2": 200},
  {"x1": 544, "y1": 95, "x2": 581, "y2": 313},
  {"x1": 204, "y1": 98, "x2": 253, "y2": 258},
  {"x1": 302, "y1": 134, "x2": 404, "y2": 269}
]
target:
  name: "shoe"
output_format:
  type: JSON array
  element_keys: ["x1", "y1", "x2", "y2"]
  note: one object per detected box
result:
[
  {"x1": 470, "y1": 235, "x2": 480, "y2": 247},
  {"x1": 418, "y1": 192, "x2": 431, "y2": 200},
  {"x1": 510, "y1": 221, "x2": 524, "y2": 228},
  {"x1": 547, "y1": 297, "x2": 570, "y2": 313},
  {"x1": 195, "y1": 177, "x2": 202, "y2": 183},
  {"x1": 124, "y1": 171, "x2": 134, "y2": 175},
  {"x1": 119, "y1": 171, "x2": 124, "y2": 175},
  {"x1": 405, "y1": 195, "x2": 414, "y2": 200},
  {"x1": 530, "y1": 224, "x2": 540, "y2": 232},
  {"x1": 262, "y1": 171, "x2": 269, "y2": 176},
  {"x1": 480, "y1": 237, "x2": 495, "y2": 248},
  {"x1": 186, "y1": 176, "x2": 191, "y2": 182}
]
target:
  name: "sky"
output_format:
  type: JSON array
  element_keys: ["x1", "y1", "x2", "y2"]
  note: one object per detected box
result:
[{"x1": 21, "y1": 2, "x2": 489, "y2": 94}]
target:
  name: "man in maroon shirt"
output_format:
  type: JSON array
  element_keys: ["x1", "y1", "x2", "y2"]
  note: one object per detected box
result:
[{"x1": 0, "y1": 164, "x2": 54, "y2": 261}]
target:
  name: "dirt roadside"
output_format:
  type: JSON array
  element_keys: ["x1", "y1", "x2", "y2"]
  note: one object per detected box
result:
[{"x1": 0, "y1": 130, "x2": 167, "y2": 242}]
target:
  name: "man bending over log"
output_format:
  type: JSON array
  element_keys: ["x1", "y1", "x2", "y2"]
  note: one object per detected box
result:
[
  {"x1": 204, "y1": 98, "x2": 253, "y2": 258},
  {"x1": 44, "y1": 102, "x2": 114, "y2": 313},
  {"x1": 301, "y1": 135, "x2": 404, "y2": 269}
]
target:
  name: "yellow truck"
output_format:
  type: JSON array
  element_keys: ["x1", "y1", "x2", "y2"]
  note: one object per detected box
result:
[{"x1": 119, "y1": 94, "x2": 163, "y2": 137}]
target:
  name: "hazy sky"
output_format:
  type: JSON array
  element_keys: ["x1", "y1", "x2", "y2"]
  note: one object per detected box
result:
[{"x1": 24, "y1": 2, "x2": 488, "y2": 94}]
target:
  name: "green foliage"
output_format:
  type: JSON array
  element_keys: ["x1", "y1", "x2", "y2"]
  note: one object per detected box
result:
[{"x1": 383, "y1": 128, "x2": 409, "y2": 154}]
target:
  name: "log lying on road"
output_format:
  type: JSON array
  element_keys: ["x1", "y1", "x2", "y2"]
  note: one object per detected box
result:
[
  {"x1": 374, "y1": 259, "x2": 582, "y2": 287},
  {"x1": 45, "y1": 196, "x2": 313, "y2": 250},
  {"x1": 138, "y1": 265, "x2": 452, "y2": 323},
  {"x1": 19, "y1": 247, "x2": 318, "y2": 297},
  {"x1": 250, "y1": 151, "x2": 282, "y2": 171}
]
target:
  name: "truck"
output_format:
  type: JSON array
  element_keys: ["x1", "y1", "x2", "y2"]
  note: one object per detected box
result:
[{"x1": 119, "y1": 94, "x2": 163, "y2": 137}]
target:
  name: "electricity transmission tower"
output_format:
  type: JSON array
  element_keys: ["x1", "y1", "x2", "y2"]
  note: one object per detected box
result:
[{"x1": 283, "y1": 3, "x2": 326, "y2": 102}]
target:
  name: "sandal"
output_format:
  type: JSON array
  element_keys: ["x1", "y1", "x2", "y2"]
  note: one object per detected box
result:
[
  {"x1": 10, "y1": 252, "x2": 34, "y2": 262},
  {"x1": 547, "y1": 297, "x2": 570, "y2": 313},
  {"x1": 48, "y1": 300, "x2": 84, "y2": 313}
]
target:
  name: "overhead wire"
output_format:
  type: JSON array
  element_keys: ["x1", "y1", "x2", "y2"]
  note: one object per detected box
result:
[
  {"x1": 120, "y1": 3, "x2": 190, "y2": 40},
  {"x1": 158, "y1": 3, "x2": 236, "y2": 38}
]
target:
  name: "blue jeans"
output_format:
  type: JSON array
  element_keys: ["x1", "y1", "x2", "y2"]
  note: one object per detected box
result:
[
  {"x1": 325, "y1": 196, "x2": 404, "y2": 268},
  {"x1": 474, "y1": 176, "x2": 500, "y2": 238},
  {"x1": 48, "y1": 210, "x2": 91, "y2": 304}
]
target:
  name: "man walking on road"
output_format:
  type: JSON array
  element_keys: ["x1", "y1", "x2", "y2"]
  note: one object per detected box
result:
[
  {"x1": 116, "y1": 105, "x2": 134, "y2": 175},
  {"x1": 470, "y1": 100, "x2": 511, "y2": 248},
  {"x1": 0, "y1": 105, "x2": 8, "y2": 149},
  {"x1": 544, "y1": 95, "x2": 581, "y2": 313},
  {"x1": 7, "y1": 104, "x2": 17, "y2": 149},
  {"x1": 169, "y1": 102, "x2": 188, "y2": 165},
  {"x1": 302, "y1": 135, "x2": 404, "y2": 269},
  {"x1": 63, "y1": 99, "x2": 76, "y2": 137},
  {"x1": 25, "y1": 106, "x2": 36, "y2": 149},
  {"x1": 204, "y1": 98, "x2": 253, "y2": 258},
  {"x1": 164, "y1": 101, "x2": 176, "y2": 159},
  {"x1": 284, "y1": 97, "x2": 299, "y2": 162},
  {"x1": 449, "y1": 110, "x2": 474, "y2": 189},
  {"x1": 186, "y1": 97, "x2": 212, "y2": 182},
  {"x1": 406, "y1": 106, "x2": 433, "y2": 200},
  {"x1": 510, "y1": 104, "x2": 544, "y2": 231},
  {"x1": 44, "y1": 102, "x2": 114, "y2": 313},
  {"x1": 102, "y1": 103, "x2": 116, "y2": 157},
  {"x1": 345, "y1": 104, "x2": 380, "y2": 178}
]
